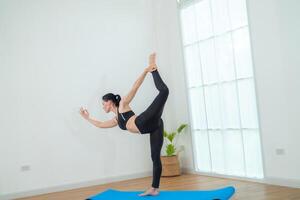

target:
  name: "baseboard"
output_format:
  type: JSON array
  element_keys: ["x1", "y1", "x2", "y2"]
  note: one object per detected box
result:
[
  {"x1": 2, "y1": 168, "x2": 299, "y2": 200},
  {"x1": 0, "y1": 170, "x2": 152, "y2": 200},
  {"x1": 181, "y1": 167, "x2": 197, "y2": 174},
  {"x1": 0, "y1": 168, "x2": 195, "y2": 200},
  {"x1": 264, "y1": 176, "x2": 300, "y2": 188},
  {"x1": 190, "y1": 170, "x2": 300, "y2": 189}
]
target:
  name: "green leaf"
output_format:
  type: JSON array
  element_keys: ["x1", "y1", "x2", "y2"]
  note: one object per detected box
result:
[
  {"x1": 167, "y1": 132, "x2": 176, "y2": 143},
  {"x1": 163, "y1": 130, "x2": 168, "y2": 137},
  {"x1": 177, "y1": 123, "x2": 188, "y2": 134},
  {"x1": 166, "y1": 144, "x2": 176, "y2": 156}
]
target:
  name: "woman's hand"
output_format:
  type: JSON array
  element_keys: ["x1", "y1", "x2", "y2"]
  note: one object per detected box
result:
[
  {"x1": 79, "y1": 107, "x2": 89, "y2": 120},
  {"x1": 144, "y1": 64, "x2": 157, "y2": 73}
]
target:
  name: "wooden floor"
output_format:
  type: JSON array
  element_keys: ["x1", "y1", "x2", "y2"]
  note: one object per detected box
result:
[{"x1": 17, "y1": 173, "x2": 300, "y2": 200}]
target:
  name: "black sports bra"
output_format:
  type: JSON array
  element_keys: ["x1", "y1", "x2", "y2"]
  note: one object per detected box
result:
[{"x1": 116, "y1": 107, "x2": 135, "y2": 130}]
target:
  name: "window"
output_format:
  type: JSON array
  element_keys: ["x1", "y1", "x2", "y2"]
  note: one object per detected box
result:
[{"x1": 178, "y1": 0, "x2": 264, "y2": 178}]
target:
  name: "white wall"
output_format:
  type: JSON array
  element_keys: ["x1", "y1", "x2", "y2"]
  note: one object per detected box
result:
[
  {"x1": 153, "y1": 0, "x2": 300, "y2": 187},
  {"x1": 0, "y1": 0, "x2": 175, "y2": 198},
  {"x1": 247, "y1": 0, "x2": 300, "y2": 183},
  {"x1": 152, "y1": 0, "x2": 195, "y2": 172}
]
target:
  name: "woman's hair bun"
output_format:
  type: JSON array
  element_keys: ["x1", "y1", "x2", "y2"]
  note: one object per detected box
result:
[{"x1": 114, "y1": 94, "x2": 121, "y2": 106}]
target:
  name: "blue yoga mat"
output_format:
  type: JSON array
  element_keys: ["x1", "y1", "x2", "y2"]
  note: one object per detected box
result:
[{"x1": 86, "y1": 186, "x2": 235, "y2": 200}]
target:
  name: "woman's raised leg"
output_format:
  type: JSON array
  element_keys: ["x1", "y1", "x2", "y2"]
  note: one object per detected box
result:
[{"x1": 139, "y1": 70, "x2": 169, "y2": 122}]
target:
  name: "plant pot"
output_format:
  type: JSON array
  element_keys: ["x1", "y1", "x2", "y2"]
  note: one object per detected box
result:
[{"x1": 161, "y1": 155, "x2": 181, "y2": 177}]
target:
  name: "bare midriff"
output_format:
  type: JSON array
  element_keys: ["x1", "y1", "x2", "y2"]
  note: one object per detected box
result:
[{"x1": 126, "y1": 115, "x2": 141, "y2": 134}]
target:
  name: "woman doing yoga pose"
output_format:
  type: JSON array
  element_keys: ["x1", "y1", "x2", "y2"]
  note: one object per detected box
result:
[{"x1": 79, "y1": 53, "x2": 169, "y2": 196}]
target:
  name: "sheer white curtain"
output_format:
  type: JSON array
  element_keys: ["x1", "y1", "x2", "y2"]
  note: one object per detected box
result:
[{"x1": 179, "y1": 0, "x2": 263, "y2": 178}]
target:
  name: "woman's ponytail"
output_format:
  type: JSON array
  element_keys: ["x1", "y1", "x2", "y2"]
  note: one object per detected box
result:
[{"x1": 114, "y1": 94, "x2": 121, "y2": 107}]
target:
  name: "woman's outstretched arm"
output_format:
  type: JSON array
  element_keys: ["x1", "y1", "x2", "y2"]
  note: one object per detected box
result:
[
  {"x1": 79, "y1": 107, "x2": 118, "y2": 128},
  {"x1": 87, "y1": 117, "x2": 118, "y2": 128}
]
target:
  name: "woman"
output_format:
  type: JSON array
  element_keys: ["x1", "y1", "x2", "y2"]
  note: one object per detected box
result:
[{"x1": 79, "y1": 53, "x2": 169, "y2": 196}]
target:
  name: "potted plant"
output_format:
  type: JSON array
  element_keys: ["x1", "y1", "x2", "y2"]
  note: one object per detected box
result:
[{"x1": 161, "y1": 123, "x2": 188, "y2": 177}]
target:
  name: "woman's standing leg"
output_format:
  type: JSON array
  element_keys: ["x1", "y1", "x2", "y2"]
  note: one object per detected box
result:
[{"x1": 150, "y1": 118, "x2": 164, "y2": 188}]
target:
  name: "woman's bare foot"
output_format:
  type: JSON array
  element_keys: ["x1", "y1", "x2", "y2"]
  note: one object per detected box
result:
[
  {"x1": 149, "y1": 52, "x2": 156, "y2": 66},
  {"x1": 144, "y1": 53, "x2": 157, "y2": 73},
  {"x1": 148, "y1": 53, "x2": 158, "y2": 72},
  {"x1": 138, "y1": 187, "x2": 159, "y2": 196}
]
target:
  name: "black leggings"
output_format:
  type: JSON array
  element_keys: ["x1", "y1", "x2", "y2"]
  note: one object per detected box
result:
[{"x1": 134, "y1": 70, "x2": 169, "y2": 188}]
